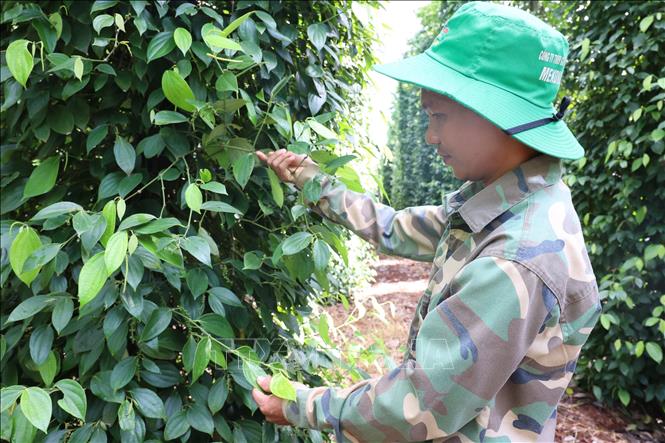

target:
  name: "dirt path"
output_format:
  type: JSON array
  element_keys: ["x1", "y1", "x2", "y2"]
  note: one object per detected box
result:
[{"x1": 323, "y1": 254, "x2": 658, "y2": 443}]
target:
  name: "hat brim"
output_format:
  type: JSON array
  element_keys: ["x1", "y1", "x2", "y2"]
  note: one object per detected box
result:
[{"x1": 373, "y1": 52, "x2": 584, "y2": 160}]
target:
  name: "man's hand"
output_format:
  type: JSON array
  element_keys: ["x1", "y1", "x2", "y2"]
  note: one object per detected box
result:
[
  {"x1": 255, "y1": 149, "x2": 317, "y2": 184},
  {"x1": 252, "y1": 376, "x2": 290, "y2": 425}
]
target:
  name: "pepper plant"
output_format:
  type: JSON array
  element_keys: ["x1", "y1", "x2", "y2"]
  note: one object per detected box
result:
[{"x1": 0, "y1": 1, "x2": 377, "y2": 441}]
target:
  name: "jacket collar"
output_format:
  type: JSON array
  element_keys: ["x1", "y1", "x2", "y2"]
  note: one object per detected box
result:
[{"x1": 444, "y1": 155, "x2": 563, "y2": 233}]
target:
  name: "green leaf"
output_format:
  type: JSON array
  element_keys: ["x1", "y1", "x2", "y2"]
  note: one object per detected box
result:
[
  {"x1": 22, "y1": 243, "x2": 61, "y2": 274},
  {"x1": 303, "y1": 177, "x2": 322, "y2": 203},
  {"x1": 209, "y1": 287, "x2": 242, "y2": 307},
  {"x1": 164, "y1": 410, "x2": 190, "y2": 440},
  {"x1": 55, "y1": 379, "x2": 87, "y2": 420},
  {"x1": 78, "y1": 252, "x2": 108, "y2": 308},
  {"x1": 100, "y1": 200, "x2": 117, "y2": 246},
  {"x1": 580, "y1": 38, "x2": 590, "y2": 61},
  {"x1": 116, "y1": 197, "x2": 127, "y2": 220},
  {"x1": 645, "y1": 342, "x2": 663, "y2": 363},
  {"x1": 105, "y1": 230, "x2": 128, "y2": 274},
  {"x1": 254, "y1": 10, "x2": 276, "y2": 29},
  {"x1": 6, "y1": 39, "x2": 33, "y2": 87},
  {"x1": 114, "y1": 136, "x2": 136, "y2": 176},
  {"x1": 96, "y1": 63, "x2": 116, "y2": 76},
  {"x1": 162, "y1": 69, "x2": 196, "y2": 112},
  {"x1": 130, "y1": 388, "x2": 165, "y2": 419},
  {"x1": 642, "y1": 74, "x2": 653, "y2": 91},
  {"x1": 312, "y1": 239, "x2": 330, "y2": 270},
  {"x1": 87, "y1": 125, "x2": 109, "y2": 153},
  {"x1": 243, "y1": 251, "x2": 262, "y2": 270},
  {"x1": 208, "y1": 379, "x2": 228, "y2": 414},
  {"x1": 29, "y1": 324, "x2": 54, "y2": 365},
  {"x1": 210, "y1": 341, "x2": 227, "y2": 368},
  {"x1": 233, "y1": 153, "x2": 255, "y2": 189},
  {"x1": 202, "y1": 23, "x2": 242, "y2": 52},
  {"x1": 307, "y1": 119, "x2": 336, "y2": 139},
  {"x1": 91, "y1": 0, "x2": 119, "y2": 13},
  {"x1": 147, "y1": 31, "x2": 176, "y2": 63},
  {"x1": 174, "y1": 27, "x2": 192, "y2": 56},
  {"x1": 185, "y1": 183, "x2": 202, "y2": 213},
  {"x1": 7, "y1": 296, "x2": 53, "y2": 323},
  {"x1": 192, "y1": 337, "x2": 211, "y2": 383},
  {"x1": 198, "y1": 313, "x2": 233, "y2": 338},
  {"x1": 240, "y1": 40, "x2": 262, "y2": 63},
  {"x1": 73, "y1": 56, "x2": 84, "y2": 80},
  {"x1": 269, "y1": 372, "x2": 296, "y2": 401},
  {"x1": 52, "y1": 297, "x2": 74, "y2": 334},
  {"x1": 651, "y1": 128, "x2": 665, "y2": 142},
  {"x1": 186, "y1": 403, "x2": 214, "y2": 435},
  {"x1": 635, "y1": 340, "x2": 645, "y2": 357},
  {"x1": 138, "y1": 133, "x2": 165, "y2": 158},
  {"x1": 11, "y1": 405, "x2": 37, "y2": 443},
  {"x1": 49, "y1": 12, "x2": 63, "y2": 39},
  {"x1": 114, "y1": 13, "x2": 125, "y2": 32},
  {"x1": 9, "y1": 226, "x2": 42, "y2": 285},
  {"x1": 221, "y1": 11, "x2": 255, "y2": 37},
  {"x1": 241, "y1": 358, "x2": 267, "y2": 390},
  {"x1": 154, "y1": 110, "x2": 188, "y2": 125},
  {"x1": 1, "y1": 386, "x2": 25, "y2": 413},
  {"x1": 200, "y1": 201, "x2": 242, "y2": 214},
  {"x1": 24, "y1": 156, "x2": 60, "y2": 199},
  {"x1": 37, "y1": 351, "x2": 57, "y2": 386},
  {"x1": 118, "y1": 399, "x2": 135, "y2": 431},
  {"x1": 118, "y1": 213, "x2": 156, "y2": 230},
  {"x1": 282, "y1": 232, "x2": 312, "y2": 255},
  {"x1": 267, "y1": 168, "x2": 284, "y2": 207},
  {"x1": 181, "y1": 236, "x2": 211, "y2": 266},
  {"x1": 133, "y1": 218, "x2": 183, "y2": 234},
  {"x1": 307, "y1": 23, "x2": 328, "y2": 51},
  {"x1": 111, "y1": 356, "x2": 137, "y2": 391},
  {"x1": 73, "y1": 212, "x2": 107, "y2": 252},
  {"x1": 140, "y1": 307, "x2": 172, "y2": 341},
  {"x1": 20, "y1": 387, "x2": 52, "y2": 432},
  {"x1": 186, "y1": 268, "x2": 208, "y2": 298},
  {"x1": 93, "y1": 14, "x2": 114, "y2": 34},
  {"x1": 618, "y1": 389, "x2": 630, "y2": 406},
  {"x1": 639, "y1": 15, "x2": 654, "y2": 32},
  {"x1": 215, "y1": 71, "x2": 238, "y2": 93},
  {"x1": 644, "y1": 244, "x2": 665, "y2": 262},
  {"x1": 318, "y1": 314, "x2": 331, "y2": 345},
  {"x1": 200, "y1": 181, "x2": 227, "y2": 194},
  {"x1": 32, "y1": 201, "x2": 82, "y2": 220}
]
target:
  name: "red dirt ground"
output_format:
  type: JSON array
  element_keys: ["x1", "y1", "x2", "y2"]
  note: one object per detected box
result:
[{"x1": 322, "y1": 254, "x2": 662, "y2": 443}]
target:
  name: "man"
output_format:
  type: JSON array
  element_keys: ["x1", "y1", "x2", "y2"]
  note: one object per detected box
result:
[{"x1": 254, "y1": 2, "x2": 600, "y2": 442}]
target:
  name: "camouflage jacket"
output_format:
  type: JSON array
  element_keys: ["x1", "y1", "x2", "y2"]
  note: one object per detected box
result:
[{"x1": 284, "y1": 154, "x2": 601, "y2": 442}]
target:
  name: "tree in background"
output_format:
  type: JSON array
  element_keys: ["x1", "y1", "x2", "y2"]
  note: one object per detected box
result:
[
  {"x1": 380, "y1": 1, "x2": 461, "y2": 209},
  {"x1": 0, "y1": 1, "x2": 377, "y2": 441},
  {"x1": 384, "y1": 0, "x2": 665, "y2": 420},
  {"x1": 534, "y1": 0, "x2": 665, "y2": 418}
]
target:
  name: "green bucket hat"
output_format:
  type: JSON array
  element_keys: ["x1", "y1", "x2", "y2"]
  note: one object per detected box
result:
[{"x1": 373, "y1": 1, "x2": 583, "y2": 160}]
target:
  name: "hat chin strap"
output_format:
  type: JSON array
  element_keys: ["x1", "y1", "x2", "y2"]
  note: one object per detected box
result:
[{"x1": 503, "y1": 96, "x2": 571, "y2": 136}]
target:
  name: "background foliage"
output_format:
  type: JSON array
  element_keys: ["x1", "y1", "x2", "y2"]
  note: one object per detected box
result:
[
  {"x1": 383, "y1": 0, "x2": 665, "y2": 419},
  {"x1": 0, "y1": 1, "x2": 378, "y2": 441},
  {"x1": 379, "y1": 1, "x2": 461, "y2": 209}
]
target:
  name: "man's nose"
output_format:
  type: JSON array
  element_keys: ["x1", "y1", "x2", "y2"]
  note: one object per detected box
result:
[{"x1": 425, "y1": 126, "x2": 439, "y2": 145}]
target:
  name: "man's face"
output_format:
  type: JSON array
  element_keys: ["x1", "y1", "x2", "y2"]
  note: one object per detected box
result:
[{"x1": 420, "y1": 89, "x2": 514, "y2": 184}]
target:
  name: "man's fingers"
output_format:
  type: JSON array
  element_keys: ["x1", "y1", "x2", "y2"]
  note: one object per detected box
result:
[
  {"x1": 273, "y1": 153, "x2": 295, "y2": 175},
  {"x1": 256, "y1": 150, "x2": 268, "y2": 162},
  {"x1": 252, "y1": 388, "x2": 269, "y2": 405},
  {"x1": 257, "y1": 376, "x2": 272, "y2": 392},
  {"x1": 267, "y1": 149, "x2": 287, "y2": 169}
]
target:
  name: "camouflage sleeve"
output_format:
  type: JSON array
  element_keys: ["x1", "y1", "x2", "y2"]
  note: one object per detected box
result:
[
  {"x1": 292, "y1": 161, "x2": 448, "y2": 262},
  {"x1": 282, "y1": 256, "x2": 560, "y2": 442}
]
